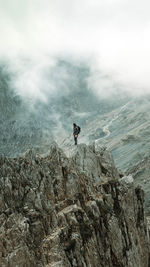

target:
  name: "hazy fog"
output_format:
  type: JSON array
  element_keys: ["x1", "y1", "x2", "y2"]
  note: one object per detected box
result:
[{"x1": 1, "y1": 0, "x2": 150, "y2": 101}]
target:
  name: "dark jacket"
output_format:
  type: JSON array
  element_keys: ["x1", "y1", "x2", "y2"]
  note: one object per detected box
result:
[{"x1": 73, "y1": 126, "x2": 79, "y2": 135}]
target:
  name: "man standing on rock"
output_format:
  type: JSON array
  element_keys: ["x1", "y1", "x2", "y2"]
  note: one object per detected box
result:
[{"x1": 73, "y1": 123, "x2": 80, "y2": 145}]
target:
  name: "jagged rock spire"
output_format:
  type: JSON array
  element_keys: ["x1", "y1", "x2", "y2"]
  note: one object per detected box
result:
[{"x1": 0, "y1": 144, "x2": 149, "y2": 266}]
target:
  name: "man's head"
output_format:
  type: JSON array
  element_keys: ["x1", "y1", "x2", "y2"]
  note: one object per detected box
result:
[{"x1": 73, "y1": 123, "x2": 76, "y2": 127}]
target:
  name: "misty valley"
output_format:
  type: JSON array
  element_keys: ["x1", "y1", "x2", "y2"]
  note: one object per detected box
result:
[{"x1": 1, "y1": 61, "x2": 150, "y2": 213}]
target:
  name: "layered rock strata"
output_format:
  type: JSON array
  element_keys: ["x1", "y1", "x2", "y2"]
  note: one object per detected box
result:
[{"x1": 0, "y1": 144, "x2": 149, "y2": 267}]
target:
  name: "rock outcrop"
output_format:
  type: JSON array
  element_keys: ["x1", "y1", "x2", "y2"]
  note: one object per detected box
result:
[{"x1": 0, "y1": 143, "x2": 149, "y2": 267}]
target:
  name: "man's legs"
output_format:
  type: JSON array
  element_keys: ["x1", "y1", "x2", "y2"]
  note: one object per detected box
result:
[{"x1": 74, "y1": 135, "x2": 78, "y2": 145}]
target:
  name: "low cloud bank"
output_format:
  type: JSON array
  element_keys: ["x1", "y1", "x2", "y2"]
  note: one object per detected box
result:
[{"x1": 1, "y1": 0, "x2": 150, "y2": 103}]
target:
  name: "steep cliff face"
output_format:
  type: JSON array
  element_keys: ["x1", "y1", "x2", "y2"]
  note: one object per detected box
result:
[{"x1": 0, "y1": 144, "x2": 149, "y2": 267}]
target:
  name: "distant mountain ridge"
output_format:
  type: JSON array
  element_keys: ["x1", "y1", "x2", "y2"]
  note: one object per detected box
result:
[{"x1": 0, "y1": 60, "x2": 128, "y2": 156}]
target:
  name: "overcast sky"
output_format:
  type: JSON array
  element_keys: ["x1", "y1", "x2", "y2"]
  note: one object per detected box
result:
[{"x1": 1, "y1": 0, "x2": 150, "y2": 99}]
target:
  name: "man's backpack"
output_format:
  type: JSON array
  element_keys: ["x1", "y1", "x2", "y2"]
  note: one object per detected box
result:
[{"x1": 77, "y1": 126, "x2": 81, "y2": 134}]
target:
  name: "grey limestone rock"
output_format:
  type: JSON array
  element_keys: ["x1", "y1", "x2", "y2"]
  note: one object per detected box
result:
[{"x1": 0, "y1": 143, "x2": 149, "y2": 266}]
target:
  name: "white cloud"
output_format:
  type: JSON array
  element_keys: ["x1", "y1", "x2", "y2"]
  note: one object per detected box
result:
[{"x1": 1, "y1": 0, "x2": 150, "y2": 99}]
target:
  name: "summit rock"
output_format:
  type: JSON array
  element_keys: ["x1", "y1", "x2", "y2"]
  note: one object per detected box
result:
[{"x1": 0, "y1": 144, "x2": 149, "y2": 266}]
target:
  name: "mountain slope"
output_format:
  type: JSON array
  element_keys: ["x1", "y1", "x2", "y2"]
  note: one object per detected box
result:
[{"x1": 0, "y1": 61, "x2": 129, "y2": 157}]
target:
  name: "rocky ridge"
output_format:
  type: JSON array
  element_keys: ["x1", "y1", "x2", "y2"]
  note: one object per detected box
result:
[{"x1": 0, "y1": 143, "x2": 149, "y2": 266}]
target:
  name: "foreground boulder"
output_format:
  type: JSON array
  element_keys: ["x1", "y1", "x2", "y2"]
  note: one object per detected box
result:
[{"x1": 0, "y1": 143, "x2": 149, "y2": 266}]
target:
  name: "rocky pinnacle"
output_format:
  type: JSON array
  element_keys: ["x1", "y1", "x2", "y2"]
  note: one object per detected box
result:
[{"x1": 0, "y1": 143, "x2": 149, "y2": 267}]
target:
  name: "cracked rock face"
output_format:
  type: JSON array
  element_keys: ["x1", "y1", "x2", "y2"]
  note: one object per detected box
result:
[{"x1": 0, "y1": 144, "x2": 149, "y2": 266}]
